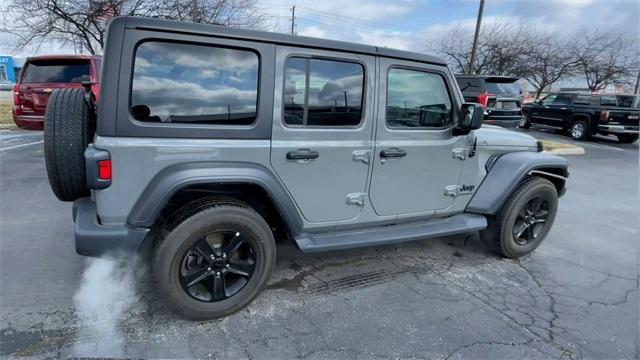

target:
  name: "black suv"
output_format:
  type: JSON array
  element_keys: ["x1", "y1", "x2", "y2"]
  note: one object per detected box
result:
[
  {"x1": 455, "y1": 75, "x2": 522, "y2": 128},
  {"x1": 521, "y1": 93, "x2": 639, "y2": 143}
]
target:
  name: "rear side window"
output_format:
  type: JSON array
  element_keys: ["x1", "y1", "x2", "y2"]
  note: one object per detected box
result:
[
  {"x1": 386, "y1": 68, "x2": 452, "y2": 128},
  {"x1": 131, "y1": 41, "x2": 259, "y2": 125},
  {"x1": 22, "y1": 60, "x2": 90, "y2": 83},
  {"x1": 283, "y1": 57, "x2": 364, "y2": 127}
]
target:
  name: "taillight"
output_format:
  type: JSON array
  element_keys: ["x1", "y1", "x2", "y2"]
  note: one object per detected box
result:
[
  {"x1": 12, "y1": 83, "x2": 20, "y2": 106},
  {"x1": 97, "y1": 159, "x2": 111, "y2": 180},
  {"x1": 476, "y1": 93, "x2": 493, "y2": 108},
  {"x1": 599, "y1": 111, "x2": 609, "y2": 123},
  {"x1": 91, "y1": 83, "x2": 99, "y2": 102}
]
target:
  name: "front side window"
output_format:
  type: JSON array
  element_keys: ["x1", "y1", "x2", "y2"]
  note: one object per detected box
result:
[
  {"x1": 284, "y1": 57, "x2": 364, "y2": 127},
  {"x1": 386, "y1": 68, "x2": 452, "y2": 128},
  {"x1": 131, "y1": 41, "x2": 259, "y2": 125},
  {"x1": 552, "y1": 95, "x2": 572, "y2": 106},
  {"x1": 541, "y1": 95, "x2": 556, "y2": 106}
]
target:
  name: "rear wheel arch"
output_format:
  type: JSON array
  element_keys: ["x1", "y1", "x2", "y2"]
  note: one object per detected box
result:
[{"x1": 128, "y1": 162, "x2": 303, "y2": 240}]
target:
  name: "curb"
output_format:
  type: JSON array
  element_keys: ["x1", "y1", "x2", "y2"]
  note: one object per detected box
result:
[{"x1": 542, "y1": 147, "x2": 585, "y2": 155}]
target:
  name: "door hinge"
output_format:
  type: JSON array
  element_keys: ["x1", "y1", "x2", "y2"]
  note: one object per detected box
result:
[
  {"x1": 444, "y1": 185, "x2": 461, "y2": 197},
  {"x1": 352, "y1": 150, "x2": 371, "y2": 164},
  {"x1": 346, "y1": 192, "x2": 366, "y2": 206},
  {"x1": 452, "y1": 148, "x2": 467, "y2": 160}
]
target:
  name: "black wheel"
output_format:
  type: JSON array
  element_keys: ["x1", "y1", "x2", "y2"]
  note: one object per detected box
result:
[
  {"x1": 153, "y1": 202, "x2": 275, "y2": 320},
  {"x1": 44, "y1": 88, "x2": 95, "y2": 201},
  {"x1": 519, "y1": 112, "x2": 531, "y2": 129},
  {"x1": 616, "y1": 134, "x2": 638, "y2": 144},
  {"x1": 570, "y1": 120, "x2": 590, "y2": 141},
  {"x1": 480, "y1": 177, "x2": 558, "y2": 258}
]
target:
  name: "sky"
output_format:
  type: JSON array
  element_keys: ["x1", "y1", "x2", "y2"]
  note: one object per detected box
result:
[
  {"x1": 258, "y1": 0, "x2": 639, "y2": 52},
  {"x1": 1, "y1": 0, "x2": 639, "y2": 58}
]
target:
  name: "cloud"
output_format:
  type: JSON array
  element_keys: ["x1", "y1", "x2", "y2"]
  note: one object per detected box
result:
[
  {"x1": 132, "y1": 76, "x2": 257, "y2": 121},
  {"x1": 298, "y1": 25, "x2": 328, "y2": 39}
]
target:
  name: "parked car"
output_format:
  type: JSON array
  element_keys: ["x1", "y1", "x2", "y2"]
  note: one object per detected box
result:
[
  {"x1": 455, "y1": 75, "x2": 523, "y2": 128},
  {"x1": 0, "y1": 79, "x2": 13, "y2": 91},
  {"x1": 521, "y1": 92, "x2": 639, "y2": 143},
  {"x1": 12, "y1": 55, "x2": 101, "y2": 130},
  {"x1": 44, "y1": 17, "x2": 568, "y2": 320}
]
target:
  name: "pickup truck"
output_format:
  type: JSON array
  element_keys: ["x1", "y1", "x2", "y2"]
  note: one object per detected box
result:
[{"x1": 521, "y1": 93, "x2": 639, "y2": 143}]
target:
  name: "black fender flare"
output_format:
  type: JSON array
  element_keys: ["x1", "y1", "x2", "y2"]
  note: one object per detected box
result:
[
  {"x1": 127, "y1": 162, "x2": 303, "y2": 235},
  {"x1": 466, "y1": 151, "x2": 569, "y2": 215},
  {"x1": 571, "y1": 112, "x2": 596, "y2": 134}
]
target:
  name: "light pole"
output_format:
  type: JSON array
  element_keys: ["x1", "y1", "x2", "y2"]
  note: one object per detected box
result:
[{"x1": 469, "y1": 0, "x2": 485, "y2": 75}]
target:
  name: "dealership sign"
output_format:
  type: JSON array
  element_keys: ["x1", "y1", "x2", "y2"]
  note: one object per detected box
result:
[{"x1": 0, "y1": 56, "x2": 16, "y2": 83}]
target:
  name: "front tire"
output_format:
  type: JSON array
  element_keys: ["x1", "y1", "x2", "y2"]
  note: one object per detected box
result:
[
  {"x1": 570, "y1": 120, "x2": 590, "y2": 141},
  {"x1": 617, "y1": 134, "x2": 638, "y2": 144},
  {"x1": 480, "y1": 177, "x2": 558, "y2": 258},
  {"x1": 519, "y1": 112, "x2": 531, "y2": 129},
  {"x1": 153, "y1": 202, "x2": 276, "y2": 320}
]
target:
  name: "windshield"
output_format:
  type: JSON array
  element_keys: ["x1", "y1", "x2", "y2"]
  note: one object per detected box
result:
[
  {"x1": 483, "y1": 80, "x2": 520, "y2": 96},
  {"x1": 22, "y1": 60, "x2": 90, "y2": 83}
]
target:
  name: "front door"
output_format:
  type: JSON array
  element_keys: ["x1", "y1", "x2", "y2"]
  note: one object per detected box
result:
[
  {"x1": 270, "y1": 47, "x2": 375, "y2": 223},
  {"x1": 369, "y1": 59, "x2": 466, "y2": 218},
  {"x1": 532, "y1": 94, "x2": 570, "y2": 126}
]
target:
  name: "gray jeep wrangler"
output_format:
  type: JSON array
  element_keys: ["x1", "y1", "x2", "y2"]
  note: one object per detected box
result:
[{"x1": 43, "y1": 17, "x2": 568, "y2": 320}]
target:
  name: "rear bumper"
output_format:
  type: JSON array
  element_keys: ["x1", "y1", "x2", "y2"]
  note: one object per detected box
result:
[
  {"x1": 598, "y1": 125, "x2": 639, "y2": 134},
  {"x1": 483, "y1": 116, "x2": 522, "y2": 128},
  {"x1": 12, "y1": 114, "x2": 44, "y2": 130},
  {"x1": 73, "y1": 197, "x2": 150, "y2": 258}
]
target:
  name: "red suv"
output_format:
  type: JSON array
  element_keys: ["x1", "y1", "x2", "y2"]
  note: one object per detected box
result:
[{"x1": 12, "y1": 55, "x2": 101, "y2": 130}]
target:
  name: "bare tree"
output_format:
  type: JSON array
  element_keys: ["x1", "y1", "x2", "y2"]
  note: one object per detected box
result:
[
  {"x1": 3, "y1": 0, "x2": 272, "y2": 55},
  {"x1": 572, "y1": 31, "x2": 638, "y2": 92},
  {"x1": 429, "y1": 22, "x2": 532, "y2": 76},
  {"x1": 516, "y1": 33, "x2": 578, "y2": 99}
]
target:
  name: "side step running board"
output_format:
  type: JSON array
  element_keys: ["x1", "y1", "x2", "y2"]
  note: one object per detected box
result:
[{"x1": 295, "y1": 213, "x2": 487, "y2": 253}]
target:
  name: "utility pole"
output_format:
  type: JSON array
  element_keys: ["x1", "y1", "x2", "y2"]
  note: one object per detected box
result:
[
  {"x1": 290, "y1": 6, "x2": 296, "y2": 35},
  {"x1": 634, "y1": 67, "x2": 640, "y2": 94},
  {"x1": 469, "y1": 0, "x2": 485, "y2": 74},
  {"x1": 190, "y1": 0, "x2": 199, "y2": 22}
]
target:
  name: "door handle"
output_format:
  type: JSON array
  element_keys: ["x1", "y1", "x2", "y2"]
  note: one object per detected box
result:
[
  {"x1": 286, "y1": 149, "x2": 319, "y2": 161},
  {"x1": 380, "y1": 148, "x2": 407, "y2": 158}
]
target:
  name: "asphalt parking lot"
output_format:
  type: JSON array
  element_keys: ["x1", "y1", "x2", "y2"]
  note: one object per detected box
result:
[{"x1": 1, "y1": 127, "x2": 638, "y2": 359}]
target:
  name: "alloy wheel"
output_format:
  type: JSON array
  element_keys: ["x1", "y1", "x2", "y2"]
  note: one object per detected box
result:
[
  {"x1": 512, "y1": 197, "x2": 550, "y2": 245},
  {"x1": 179, "y1": 230, "x2": 256, "y2": 302},
  {"x1": 571, "y1": 123, "x2": 584, "y2": 139}
]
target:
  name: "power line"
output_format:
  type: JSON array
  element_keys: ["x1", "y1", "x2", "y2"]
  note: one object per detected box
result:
[
  {"x1": 293, "y1": 17, "x2": 427, "y2": 42},
  {"x1": 295, "y1": 5, "x2": 430, "y2": 34}
]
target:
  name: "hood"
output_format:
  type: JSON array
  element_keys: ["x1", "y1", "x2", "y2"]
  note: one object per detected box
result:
[{"x1": 474, "y1": 125, "x2": 537, "y2": 148}]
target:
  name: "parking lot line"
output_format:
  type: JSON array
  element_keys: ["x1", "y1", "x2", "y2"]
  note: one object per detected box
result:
[{"x1": 0, "y1": 140, "x2": 44, "y2": 151}]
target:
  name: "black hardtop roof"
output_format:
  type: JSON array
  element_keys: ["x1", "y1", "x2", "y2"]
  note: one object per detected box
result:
[
  {"x1": 455, "y1": 74, "x2": 520, "y2": 82},
  {"x1": 114, "y1": 16, "x2": 447, "y2": 66}
]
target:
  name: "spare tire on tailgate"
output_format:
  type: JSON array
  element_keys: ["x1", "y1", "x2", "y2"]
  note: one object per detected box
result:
[{"x1": 44, "y1": 88, "x2": 95, "y2": 202}]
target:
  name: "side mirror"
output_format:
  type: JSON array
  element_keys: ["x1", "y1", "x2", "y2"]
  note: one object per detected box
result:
[{"x1": 456, "y1": 103, "x2": 484, "y2": 133}]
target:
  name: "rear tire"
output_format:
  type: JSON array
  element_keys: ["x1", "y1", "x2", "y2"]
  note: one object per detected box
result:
[
  {"x1": 44, "y1": 88, "x2": 94, "y2": 201},
  {"x1": 616, "y1": 134, "x2": 638, "y2": 144},
  {"x1": 480, "y1": 177, "x2": 558, "y2": 258},
  {"x1": 153, "y1": 202, "x2": 276, "y2": 320},
  {"x1": 570, "y1": 120, "x2": 590, "y2": 141}
]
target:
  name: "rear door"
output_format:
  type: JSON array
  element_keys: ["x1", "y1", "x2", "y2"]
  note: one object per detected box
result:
[
  {"x1": 18, "y1": 59, "x2": 90, "y2": 117},
  {"x1": 369, "y1": 58, "x2": 466, "y2": 219},
  {"x1": 270, "y1": 47, "x2": 375, "y2": 224}
]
